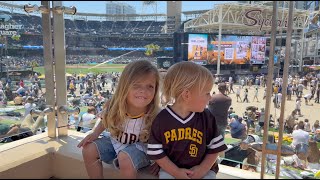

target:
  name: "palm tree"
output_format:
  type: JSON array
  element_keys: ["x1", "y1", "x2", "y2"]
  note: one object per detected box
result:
[
  {"x1": 144, "y1": 43, "x2": 160, "y2": 57},
  {"x1": 11, "y1": 34, "x2": 20, "y2": 41},
  {"x1": 29, "y1": 60, "x2": 39, "y2": 75}
]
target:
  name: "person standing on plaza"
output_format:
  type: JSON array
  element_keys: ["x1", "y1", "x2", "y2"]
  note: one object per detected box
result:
[
  {"x1": 311, "y1": 85, "x2": 316, "y2": 99},
  {"x1": 292, "y1": 83, "x2": 297, "y2": 96},
  {"x1": 252, "y1": 87, "x2": 259, "y2": 102},
  {"x1": 258, "y1": 108, "x2": 265, "y2": 129},
  {"x1": 287, "y1": 84, "x2": 292, "y2": 100},
  {"x1": 241, "y1": 78, "x2": 245, "y2": 88},
  {"x1": 236, "y1": 85, "x2": 242, "y2": 102},
  {"x1": 297, "y1": 83, "x2": 304, "y2": 98},
  {"x1": 248, "y1": 78, "x2": 253, "y2": 89},
  {"x1": 277, "y1": 92, "x2": 282, "y2": 108},
  {"x1": 229, "y1": 80, "x2": 235, "y2": 93},
  {"x1": 260, "y1": 75, "x2": 265, "y2": 87},
  {"x1": 273, "y1": 85, "x2": 279, "y2": 97},
  {"x1": 263, "y1": 88, "x2": 267, "y2": 100},
  {"x1": 295, "y1": 98, "x2": 302, "y2": 116},
  {"x1": 229, "y1": 76, "x2": 233, "y2": 85},
  {"x1": 315, "y1": 84, "x2": 320, "y2": 103},
  {"x1": 225, "y1": 82, "x2": 230, "y2": 95},
  {"x1": 208, "y1": 82, "x2": 232, "y2": 138},
  {"x1": 243, "y1": 88, "x2": 249, "y2": 103}
]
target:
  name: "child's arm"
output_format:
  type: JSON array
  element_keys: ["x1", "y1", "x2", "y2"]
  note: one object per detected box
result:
[
  {"x1": 188, "y1": 153, "x2": 219, "y2": 179},
  {"x1": 155, "y1": 156, "x2": 193, "y2": 179},
  {"x1": 77, "y1": 100, "x2": 110, "y2": 148},
  {"x1": 77, "y1": 120, "x2": 105, "y2": 148}
]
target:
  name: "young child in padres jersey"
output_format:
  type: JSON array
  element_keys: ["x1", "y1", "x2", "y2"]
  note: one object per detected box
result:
[
  {"x1": 77, "y1": 60, "x2": 160, "y2": 178},
  {"x1": 147, "y1": 61, "x2": 228, "y2": 179}
]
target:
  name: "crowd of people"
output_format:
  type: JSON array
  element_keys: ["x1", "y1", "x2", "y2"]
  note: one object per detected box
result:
[
  {"x1": 219, "y1": 71, "x2": 320, "y2": 139},
  {"x1": 1, "y1": 54, "x2": 158, "y2": 72},
  {"x1": 212, "y1": 71, "x2": 320, "y2": 172}
]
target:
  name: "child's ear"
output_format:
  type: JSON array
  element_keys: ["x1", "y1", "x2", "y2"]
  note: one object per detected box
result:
[{"x1": 181, "y1": 89, "x2": 191, "y2": 101}]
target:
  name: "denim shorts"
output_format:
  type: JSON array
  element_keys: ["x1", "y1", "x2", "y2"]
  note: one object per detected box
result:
[
  {"x1": 93, "y1": 135, "x2": 150, "y2": 170},
  {"x1": 159, "y1": 168, "x2": 216, "y2": 179}
]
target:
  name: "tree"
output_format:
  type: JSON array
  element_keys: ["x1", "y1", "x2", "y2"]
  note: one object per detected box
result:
[
  {"x1": 144, "y1": 43, "x2": 160, "y2": 57},
  {"x1": 29, "y1": 60, "x2": 39, "y2": 75},
  {"x1": 11, "y1": 34, "x2": 20, "y2": 41}
]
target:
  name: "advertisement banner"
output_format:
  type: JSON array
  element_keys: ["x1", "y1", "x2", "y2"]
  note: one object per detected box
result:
[
  {"x1": 187, "y1": 34, "x2": 208, "y2": 65},
  {"x1": 250, "y1": 36, "x2": 266, "y2": 64}
]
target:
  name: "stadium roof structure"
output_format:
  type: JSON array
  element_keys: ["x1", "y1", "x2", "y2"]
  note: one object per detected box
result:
[
  {"x1": 184, "y1": 2, "x2": 311, "y2": 35},
  {"x1": 63, "y1": 12, "x2": 167, "y2": 21},
  {"x1": 182, "y1": 10, "x2": 210, "y2": 15},
  {"x1": 0, "y1": 1, "x2": 168, "y2": 21},
  {"x1": 0, "y1": 1, "x2": 22, "y2": 10}
]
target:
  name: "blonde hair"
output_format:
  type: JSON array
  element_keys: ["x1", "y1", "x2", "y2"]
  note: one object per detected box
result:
[
  {"x1": 162, "y1": 61, "x2": 213, "y2": 105},
  {"x1": 102, "y1": 60, "x2": 160, "y2": 142}
]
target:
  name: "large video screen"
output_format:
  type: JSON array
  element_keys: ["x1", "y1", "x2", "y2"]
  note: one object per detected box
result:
[{"x1": 187, "y1": 34, "x2": 266, "y2": 65}]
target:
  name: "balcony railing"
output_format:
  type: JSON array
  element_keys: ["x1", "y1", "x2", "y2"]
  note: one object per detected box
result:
[{"x1": 0, "y1": 130, "x2": 276, "y2": 179}]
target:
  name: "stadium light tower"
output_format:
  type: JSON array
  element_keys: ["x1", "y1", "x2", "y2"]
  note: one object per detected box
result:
[{"x1": 142, "y1": 1, "x2": 157, "y2": 20}]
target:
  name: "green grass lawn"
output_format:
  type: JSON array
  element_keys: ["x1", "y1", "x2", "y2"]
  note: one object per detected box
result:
[
  {"x1": 224, "y1": 137, "x2": 241, "y2": 144},
  {"x1": 80, "y1": 106, "x2": 88, "y2": 113},
  {"x1": 0, "y1": 119, "x2": 20, "y2": 126}
]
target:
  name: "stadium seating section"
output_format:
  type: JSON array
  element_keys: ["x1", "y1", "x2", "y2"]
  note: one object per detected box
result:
[{"x1": 0, "y1": 10, "x2": 174, "y2": 67}]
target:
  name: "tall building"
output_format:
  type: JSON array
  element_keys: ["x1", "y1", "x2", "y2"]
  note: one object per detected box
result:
[
  {"x1": 105, "y1": 1, "x2": 136, "y2": 21},
  {"x1": 166, "y1": 1, "x2": 182, "y2": 33}
]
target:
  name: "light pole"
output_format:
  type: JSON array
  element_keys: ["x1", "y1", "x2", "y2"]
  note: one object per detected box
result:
[
  {"x1": 24, "y1": 1, "x2": 77, "y2": 138},
  {"x1": 0, "y1": 38, "x2": 3, "y2": 77},
  {"x1": 4, "y1": 36, "x2": 8, "y2": 80}
]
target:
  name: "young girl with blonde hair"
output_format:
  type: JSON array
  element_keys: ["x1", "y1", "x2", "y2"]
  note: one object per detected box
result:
[
  {"x1": 147, "y1": 61, "x2": 227, "y2": 179},
  {"x1": 78, "y1": 60, "x2": 160, "y2": 178}
]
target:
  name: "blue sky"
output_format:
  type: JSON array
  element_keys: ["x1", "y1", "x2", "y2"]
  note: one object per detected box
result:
[{"x1": 13, "y1": 1, "x2": 232, "y2": 14}]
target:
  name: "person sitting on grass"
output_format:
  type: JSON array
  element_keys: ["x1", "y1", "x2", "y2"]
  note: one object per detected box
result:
[
  {"x1": 230, "y1": 116, "x2": 247, "y2": 140},
  {"x1": 0, "y1": 108, "x2": 50, "y2": 143},
  {"x1": 313, "y1": 129, "x2": 320, "y2": 143}
]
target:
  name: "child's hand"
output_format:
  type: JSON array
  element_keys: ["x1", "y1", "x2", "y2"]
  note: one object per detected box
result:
[
  {"x1": 77, "y1": 132, "x2": 99, "y2": 148},
  {"x1": 188, "y1": 165, "x2": 208, "y2": 179},
  {"x1": 174, "y1": 168, "x2": 193, "y2": 179}
]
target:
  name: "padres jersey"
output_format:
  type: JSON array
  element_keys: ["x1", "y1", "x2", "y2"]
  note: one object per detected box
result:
[
  {"x1": 111, "y1": 114, "x2": 146, "y2": 154},
  {"x1": 147, "y1": 106, "x2": 227, "y2": 171}
]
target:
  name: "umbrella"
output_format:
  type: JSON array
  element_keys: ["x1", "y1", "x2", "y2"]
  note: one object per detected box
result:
[
  {"x1": 38, "y1": 74, "x2": 45, "y2": 79},
  {"x1": 66, "y1": 73, "x2": 72, "y2": 77}
]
